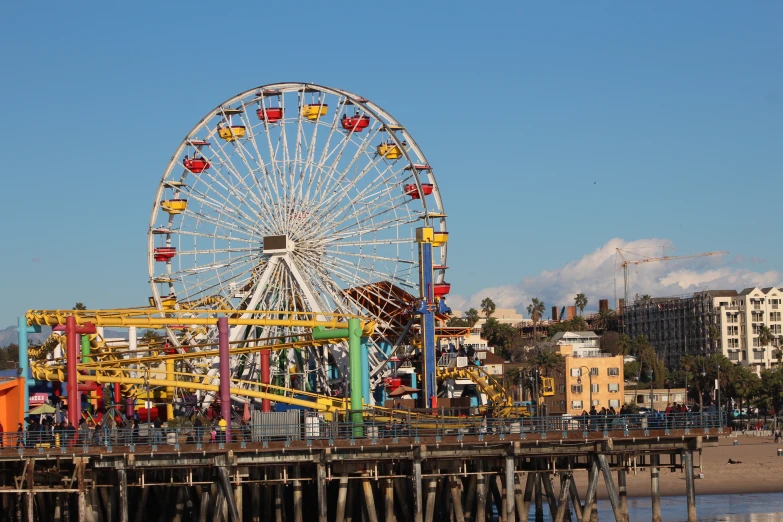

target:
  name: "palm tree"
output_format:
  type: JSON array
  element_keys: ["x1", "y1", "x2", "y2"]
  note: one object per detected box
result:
[
  {"x1": 465, "y1": 308, "x2": 480, "y2": 327},
  {"x1": 617, "y1": 334, "x2": 632, "y2": 357},
  {"x1": 527, "y1": 298, "x2": 546, "y2": 339},
  {"x1": 480, "y1": 297, "x2": 496, "y2": 320},
  {"x1": 593, "y1": 309, "x2": 616, "y2": 331},
  {"x1": 530, "y1": 348, "x2": 565, "y2": 377},
  {"x1": 574, "y1": 293, "x2": 588, "y2": 316},
  {"x1": 73, "y1": 302, "x2": 87, "y2": 310},
  {"x1": 758, "y1": 325, "x2": 775, "y2": 363}
]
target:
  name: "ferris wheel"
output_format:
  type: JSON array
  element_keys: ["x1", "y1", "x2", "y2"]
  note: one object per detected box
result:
[{"x1": 147, "y1": 82, "x2": 447, "y2": 400}]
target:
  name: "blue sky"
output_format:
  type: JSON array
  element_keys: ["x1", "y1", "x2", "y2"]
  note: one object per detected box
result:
[{"x1": 0, "y1": 2, "x2": 781, "y2": 326}]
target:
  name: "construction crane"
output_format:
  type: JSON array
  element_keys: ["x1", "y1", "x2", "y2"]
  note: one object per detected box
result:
[{"x1": 614, "y1": 247, "x2": 729, "y2": 309}]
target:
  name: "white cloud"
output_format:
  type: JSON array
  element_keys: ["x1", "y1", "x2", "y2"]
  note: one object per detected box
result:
[{"x1": 456, "y1": 238, "x2": 782, "y2": 319}]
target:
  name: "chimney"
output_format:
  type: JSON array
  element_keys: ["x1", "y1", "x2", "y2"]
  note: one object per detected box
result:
[
  {"x1": 567, "y1": 306, "x2": 576, "y2": 320},
  {"x1": 552, "y1": 306, "x2": 559, "y2": 322},
  {"x1": 599, "y1": 299, "x2": 609, "y2": 312}
]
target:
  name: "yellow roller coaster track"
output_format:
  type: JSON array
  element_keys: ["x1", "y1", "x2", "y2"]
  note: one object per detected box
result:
[{"x1": 437, "y1": 365, "x2": 527, "y2": 417}]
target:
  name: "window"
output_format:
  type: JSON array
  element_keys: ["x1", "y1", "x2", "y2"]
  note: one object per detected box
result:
[
  {"x1": 571, "y1": 400, "x2": 583, "y2": 410},
  {"x1": 753, "y1": 338, "x2": 760, "y2": 347},
  {"x1": 592, "y1": 399, "x2": 600, "y2": 406},
  {"x1": 571, "y1": 385, "x2": 583, "y2": 394},
  {"x1": 558, "y1": 384, "x2": 566, "y2": 394},
  {"x1": 591, "y1": 383, "x2": 599, "y2": 393},
  {"x1": 560, "y1": 400, "x2": 566, "y2": 409},
  {"x1": 571, "y1": 368, "x2": 581, "y2": 377},
  {"x1": 754, "y1": 350, "x2": 765, "y2": 360},
  {"x1": 590, "y1": 368, "x2": 599, "y2": 376},
  {"x1": 609, "y1": 400, "x2": 620, "y2": 409},
  {"x1": 636, "y1": 395, "x2": 645, "y2": 404},
  {"x1": 729, "y1": 351, "x2": 740, "y2": 361},
  {"x1": 728, "y1": 338, "x2": 739, "y2": 348},
  {"x1": 773, "y1": 325, "x2": 782, "y2": 334},
  {"x1": 608, "y1": 368, "x2": 620, "y2": 377},
  {"x1": 771, "y1": 312, "x2": 782, "y2": 322},
  {"x1": 608, "y1": 383, "x2": 620, "y2": 393}
]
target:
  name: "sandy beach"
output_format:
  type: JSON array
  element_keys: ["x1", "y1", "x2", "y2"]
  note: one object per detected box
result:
[{"x1": 569, "y1": 434, "x2": 783, "y2": 500}]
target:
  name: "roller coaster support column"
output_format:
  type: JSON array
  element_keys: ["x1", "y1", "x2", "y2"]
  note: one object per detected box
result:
[
  {"x1": 348, "y1": 318, "x2": 364, "y2": 436},
  {"x1": 311, "y1": 322, "x2": 365, "y2": 436},
  {"x1": 65, "y1": 317, "x2": 96, "y2": 427},
  {"x1": 416, "y1": 227, "x2": 437, "y2": 409},
  {"x1": 165, "y1": 359, "x2": 175, "y2": 420},
  {"x1": 260, "y1": 349, "x2": 271, "y2": 412},
  {"x1": 17, "y1": 317, "x2": 41, "y2": 415},
  {"x1": 218, "y1": 316, "x2": 232, "y2": 443},
  {"x1": 361, "y1": 338, "x2": 370, "y2": 406}
]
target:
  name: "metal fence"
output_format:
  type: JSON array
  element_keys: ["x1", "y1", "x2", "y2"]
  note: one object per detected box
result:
[{"x1": 0, "y1": 412, "x2": 725, "y2": 452}]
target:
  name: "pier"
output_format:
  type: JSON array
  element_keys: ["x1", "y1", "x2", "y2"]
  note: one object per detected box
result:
[{"x1": 0, "y1": 414, "x2": 722, "y2": 522}]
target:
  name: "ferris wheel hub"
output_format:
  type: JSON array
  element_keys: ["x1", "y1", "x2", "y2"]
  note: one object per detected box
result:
[{"x1": 262, "y1": 235, "x2": 294, "y2": 254}]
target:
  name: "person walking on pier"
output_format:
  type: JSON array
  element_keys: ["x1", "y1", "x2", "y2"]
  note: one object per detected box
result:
[
  {"x1": 217, "y1": 415, "x2": 227, "y2": 443},
  {"x1": 193, "y1": 415, "x2": 204, "y2": 444},
  {"x1": 16, "y1": 423, "x2": 24, "y2": 447},
  {"x1": 153, "y1": 417, "x2": 163, "y2": 445},
  {"x1": 0, "y1": 421, "x2": 4, "y2": 448}
]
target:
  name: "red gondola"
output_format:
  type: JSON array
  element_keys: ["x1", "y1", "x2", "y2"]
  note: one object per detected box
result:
[
  {"x1": 257, "y1": 107, "x2": 283, "y2": 123},
  {"x1": 183, "y1": 157, "x2": 210, "y2": 173},
  {"x1": 404, "y1": 183, "x2": 434, "y2": 199},
  {"x1": 153, "y1": 247, "x2": 177, "y2": 262},
  {"x1": 341, "y1": 114, "x2": 370, "y2": 132},
  {"x1": 433, "y1": 282, "x2": 451, "y2": 298}
]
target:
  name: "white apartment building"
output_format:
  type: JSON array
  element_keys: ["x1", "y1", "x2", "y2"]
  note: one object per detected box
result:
[
  {"x1": 550, "y1": 331, "x2": 601, "y2": 357},
  {"x1": 717, "y1": 287, "x2": 783, "y2": 371}
]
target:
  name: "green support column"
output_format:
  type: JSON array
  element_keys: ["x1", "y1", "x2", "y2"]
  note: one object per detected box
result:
[
  {"x1": 348, "y1": 318, "x2": 364, "y2": 437},
  {"x1": 81, "y1": 335, "x2": 90, "y2": 363}
]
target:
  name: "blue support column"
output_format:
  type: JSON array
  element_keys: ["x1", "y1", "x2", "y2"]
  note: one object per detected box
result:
[
  {"x1": 420, "y1": 237, "x2": 436, "y2": 409},
  {"x1": 360, "y1": 337, "x2": 370, "y2": 406},
  {"x1": 17, "y1": 317, "x2": 41, "y2": 415}
]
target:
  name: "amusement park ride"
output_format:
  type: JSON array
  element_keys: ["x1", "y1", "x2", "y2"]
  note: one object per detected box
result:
[{"x1": 17, "y1": 83, "x2": 531, "y2": 433}]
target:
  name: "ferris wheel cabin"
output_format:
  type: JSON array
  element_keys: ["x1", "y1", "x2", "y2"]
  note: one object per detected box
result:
[
  {"x1": 301, "y1": 104, "x2": 328, "y2": 120},
  {"x1": 341, "y1": 114, "x2": 370, "y2": 132},
  {"x1": 183, "y1": 156, "x2": 210, "y2": 173},
  {"x1": 153, "y1": 247, "x2": 177, "y2": 262},
  {"x1": 404, "y1": 183, "x2": 434, "y2": 199}
]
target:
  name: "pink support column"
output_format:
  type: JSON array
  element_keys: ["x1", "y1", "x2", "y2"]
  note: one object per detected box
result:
[
  {"x1": 65, "y1": 316, "x2": 79, "y2": 427},
  {"x1": 218, "y1": 317, "x2": 232, "y2": 443},
  {"x1": 260, "y1": 349, "x2": 271, "y2": 413},
  {"x1": 65, "y1": 318, "x2": 96, "y2": 427}
]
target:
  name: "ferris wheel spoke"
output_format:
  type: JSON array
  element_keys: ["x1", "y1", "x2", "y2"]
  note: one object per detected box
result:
[
  {"x1": 175, "y1": 258, "x2": 259, "y2": 300},
  {"x1": 179, "y1": 208, "x2": 258, "y2": 238},
  {"x1": 311, "y1": 117, "x2": 377, "y2": 200},
  {"x1": 184, "y1": 183, "x2": 266, "y2": 235},
  {"x1": 303, "y1": 97, "x2": 350, "y2": 207},
  {"x1": 174, "y1": 228, "x2": 256, "y2": 244},
  {"x1": 313, "y1": 127, "x2": 385, "y2": 212},
  {"x1": 314, "y1": 148, "x2": 395, "y2": 220},
  {"x1": 318, "y1": 254, "x2": 411, "y2": 290},
  {"x1": 328, "y1": 177, "x2": 416, "y2": 232}
]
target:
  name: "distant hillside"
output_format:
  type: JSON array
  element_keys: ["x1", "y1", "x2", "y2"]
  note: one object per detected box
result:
[{"x1": 0, "y1": 324, "x2": 128, "y2": 348}]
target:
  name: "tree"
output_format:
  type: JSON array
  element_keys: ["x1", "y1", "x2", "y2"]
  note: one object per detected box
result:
[
  {"x1": 481, "y1": 318, "x2": 519, "y2": 357},
  {"x1": 617, "y1": 334, "x2": 632, "y2": 357},
  {"x1": 530, "y1": 348, "x2": 565, "y2": 377},
  {"x1": 73, "y1": 302, "x2": 87, "y2": 310},
  {"x1": 480, "y1": 298, "x2": 496, "y2": 320},
  {"x1": 600, "y1": 331, "x2": 621, "y2": 355},
  {"x1": 446, "y1": 316, "x2": 468, "y2": 327},
  {"x1": 465, "y1": 308, "x2": 480, "y2": 327},
  {"x1": 141, "y1": 329, "x2": 165, "y2": 344},
  {"x1": 593, "y1": 309, "x2": 617, "y2": 332},
  {"x1": 758, "y1": 325, "x2": 774, "y2": 355},
  {"x1": 527, "y1": 298, "x2": 545, "y2": 339},
  {"x1": 708, "y1": 326, "x2": 721, "y2": 353},
  {"x1": 574, "y1": 293, "x2": 588, "y2": 316}
]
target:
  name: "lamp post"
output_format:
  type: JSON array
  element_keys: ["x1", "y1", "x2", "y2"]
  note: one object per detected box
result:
[
  {"x1": 577, "y1": 365, "x2": 593, "y2": 411},
  {"x1": 648, "y1": 367, "x2": 654, "y2": 412}
]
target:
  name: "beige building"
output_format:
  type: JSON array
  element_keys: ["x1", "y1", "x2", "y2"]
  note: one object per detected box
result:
[
  {"x1": 624, "y1": 388, "x2": 687, "y2": 411},
  {"x1": 717, "y1": 287, "x2": 783, "y2": 371},
  {"x1": 542, "y1": 344, "x2": 624, "y2": 415}
]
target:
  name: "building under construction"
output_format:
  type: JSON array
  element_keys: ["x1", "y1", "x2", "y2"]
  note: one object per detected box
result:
[{"x1": 622, "y1": 291, "x2": 736, "y2": 370}]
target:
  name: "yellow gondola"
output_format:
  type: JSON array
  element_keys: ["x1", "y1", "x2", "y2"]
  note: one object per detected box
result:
[
  {"x1": 301, "y1": 104, "x2": 328, "y2": 120},
  {"x1": 218, "y1": 126, "x2": 246, "y2": 142}
]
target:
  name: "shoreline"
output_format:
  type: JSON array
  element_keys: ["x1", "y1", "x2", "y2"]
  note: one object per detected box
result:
[{"x1": 570, "y1": 435, "x2": 783, "y2": 500}]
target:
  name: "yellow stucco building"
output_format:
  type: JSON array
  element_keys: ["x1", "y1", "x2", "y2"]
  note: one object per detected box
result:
[{"x1": 541, "y1": 342, "x2": 625, "y2": 415}]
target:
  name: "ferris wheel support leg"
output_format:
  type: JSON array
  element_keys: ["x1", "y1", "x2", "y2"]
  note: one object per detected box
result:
[
  {"x1": 17, "y1": 317, "x2": 41, "y2": 416},
  {"x1": 218, "y1": 317, "x2": 232, "y2": 443}
]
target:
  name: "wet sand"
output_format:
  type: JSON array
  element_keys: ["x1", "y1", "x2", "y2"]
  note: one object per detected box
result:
[{"x1": 570, "y1": 435, "x2": 783, "y2": 499}]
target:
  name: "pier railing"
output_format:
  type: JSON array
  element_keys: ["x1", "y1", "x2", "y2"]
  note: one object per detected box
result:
[{"x1": 0, "y1": 412, "x2": 725, "y2": 452}]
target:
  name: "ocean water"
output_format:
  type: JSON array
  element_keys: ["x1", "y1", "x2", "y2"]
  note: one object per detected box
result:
[{"x1": 515, "y1": 492, "x2": 783, "y2": 521}]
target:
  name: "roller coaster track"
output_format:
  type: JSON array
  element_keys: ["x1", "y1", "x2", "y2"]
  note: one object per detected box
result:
[{"x1": 437, "y1": 365, "x2": 522, "y2": 417}]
